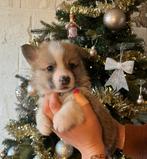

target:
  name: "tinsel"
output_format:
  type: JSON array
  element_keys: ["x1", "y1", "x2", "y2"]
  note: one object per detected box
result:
[
  {"x1": 6, "y1": 121, "x2": 53, "y2": 159},
  {"x1": 94, "y1": 88, "x2": 147, "y2": 121},
  {"x1": 63, "y1": 0, "x2": 135, "y2": 18},
  {"x1": 5, "y1": 121, "x2": 132, "y2": 159},
  {"x1": 84, "y1": 49, "x2": 145, "y2": 66},
  {"x1": 120, "y1": 50, "x2": 146, "y2": 61}
]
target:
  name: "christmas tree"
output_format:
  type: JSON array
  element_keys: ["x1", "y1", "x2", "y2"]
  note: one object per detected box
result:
[{"x1": 1, "y1": 0, "x2": 147, "y2": 159}]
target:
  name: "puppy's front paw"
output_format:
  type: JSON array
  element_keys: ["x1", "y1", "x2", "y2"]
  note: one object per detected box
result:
[
  {"x1": 36, "y1": 117, "x2": 52, "y2": 136},
  {"x1": 36, "y1": 109, "x2": 52, "y2": 136},
  {"x1": 53, "y1": 102, "x2": 84, "y2": 132},
  {"x1": 53, "y1": 113, "x2": 72, "y2": 132}
]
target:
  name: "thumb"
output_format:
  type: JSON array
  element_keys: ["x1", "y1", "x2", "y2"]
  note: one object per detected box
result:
[{"x1": 49, "y1": 93, "x2": 61, "y2": 115}]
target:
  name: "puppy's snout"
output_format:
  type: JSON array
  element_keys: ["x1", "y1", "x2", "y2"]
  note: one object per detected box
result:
[{"x1": 59, "y1": 76, "x2": 70, "y2": 85}]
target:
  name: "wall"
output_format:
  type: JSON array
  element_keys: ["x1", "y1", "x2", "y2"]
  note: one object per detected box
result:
[
  {"x1": 0, "y1": 0, "x2": 61, "y2": 150},
  {"x1": 0, "y1": 0, "x2": 147, "y2": 151}
]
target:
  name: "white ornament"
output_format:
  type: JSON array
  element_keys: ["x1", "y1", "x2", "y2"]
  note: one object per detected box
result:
[
  {"x1": 137, "y1": 94, "x2": 144, "y2": 104},
  {"x1": 105, "y1": 57, "x2": 134, "y2": 91},
  {"x1": 137, "y1": 80, "x2": 145, "y2": 104},
  {"x1": 27, "y1": 84, "x2": 36, "y2": 96},
  {"x1": 7, "y1": 146, "x2": 17, "y2": 156},
  {"x1": 55, "y1": 140, "x2": 73, "y2": 158},
  {"x1": 33, "y1": 155, "x2": 41, "y2": 159}
]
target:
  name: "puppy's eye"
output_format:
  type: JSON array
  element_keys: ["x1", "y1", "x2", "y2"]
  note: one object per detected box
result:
[
  {"x1": 47, "y1": 65, "x2": 54, "y2": 72},
  {"x1": 69, "y1": 63, "x2": 78, "y2": 70}
]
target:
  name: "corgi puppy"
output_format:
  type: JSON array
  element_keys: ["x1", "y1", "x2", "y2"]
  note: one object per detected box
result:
[{"x1": 21, "y1": 41, "x2": 118, "y2": 156}]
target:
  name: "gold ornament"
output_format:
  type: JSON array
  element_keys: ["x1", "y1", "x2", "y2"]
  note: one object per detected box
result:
[
  {"x1": 90, "y1": 46, "x2": 97, "y2": 56},
  {"x1": 103, "y1": 8, "x2": 126, "y2": 30}
]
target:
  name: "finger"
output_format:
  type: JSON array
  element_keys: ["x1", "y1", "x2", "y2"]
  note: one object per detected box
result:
[
  {"x1": 43, "y1": 95, "x2": 53, "y2": 119},
  {"x1": 73, "y1": 89, "x2": 96, "y2": 116},
  {"x1": 73, "y1": 88, "x2": 89, "y2": 106},
  {"x1": 49, "y1": 93, "x2": 61, "y2": 115}
]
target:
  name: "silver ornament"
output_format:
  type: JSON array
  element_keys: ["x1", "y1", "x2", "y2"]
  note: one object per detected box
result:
[
  {"x1": 137, "y1": 94, "x2": 144, "y2": 104},
  {"x1": 0, "y1": 150, "x2": 7, "y2": 158},
  {"x1": 15, "y1": 84, "x2": 27, "y2": 101},
  {"x1": 33, "y1": 155, "x2": 40, "y2": 159},
  {"x1": 7, "y1": 146, "x2": 18, "y2": 156},
  {"x1": 137, "y1": 80, "x2": 145, "y2": 104},
  {"x1": 103, "y1": 8, "x2": 126, "y2": 30},
  {"x1": 55, "y1": 140, "x2": 73, "y2": 158},
  {"x1": 27, "y1": 84, "x2": 36, "y2": 96},
  {"x1": 90, "y1": 46, "x2": 97, "y2": 56}
]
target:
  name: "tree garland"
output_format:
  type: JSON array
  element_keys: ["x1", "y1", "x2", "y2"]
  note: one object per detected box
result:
[{"x1": 61, "y1": 0, "x2": 135, "y2": 18}]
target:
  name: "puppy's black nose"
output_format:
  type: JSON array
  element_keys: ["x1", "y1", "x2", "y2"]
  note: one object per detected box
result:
[{"x1": 59, "y1": 76, "x2": 70, "y2": 85}]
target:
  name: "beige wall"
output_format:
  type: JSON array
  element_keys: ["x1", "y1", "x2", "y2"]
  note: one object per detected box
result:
[
  {"x1": 0, "y1": 0, "x2": 147, "y2": 150},
  {"x1": 0, "y1": 0, "x2": 61, "y2": 149}
]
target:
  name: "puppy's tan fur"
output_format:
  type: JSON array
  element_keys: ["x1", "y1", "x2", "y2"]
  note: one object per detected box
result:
[{"x1": 21, "y1": 41, "x2": 118, "y2": 156}]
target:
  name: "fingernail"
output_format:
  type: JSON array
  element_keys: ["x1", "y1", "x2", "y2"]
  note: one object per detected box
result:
[{"x1": 73, "y1": 88, "x2": 80, "y2": 94}]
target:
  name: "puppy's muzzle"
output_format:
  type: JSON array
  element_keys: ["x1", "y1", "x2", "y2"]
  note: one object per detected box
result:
[{"x1": 59, "y1": 75, "x2": 71, "y2": 85}]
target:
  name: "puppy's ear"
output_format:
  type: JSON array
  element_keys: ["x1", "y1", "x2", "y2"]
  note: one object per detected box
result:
[{"x1": 21, "y1": 44, "x2": 38, "y2": 65}]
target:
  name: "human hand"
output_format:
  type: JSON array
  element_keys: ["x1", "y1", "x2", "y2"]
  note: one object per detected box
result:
[{"x1": 43, "y1": 90, "x2": 106, "y2": 159}]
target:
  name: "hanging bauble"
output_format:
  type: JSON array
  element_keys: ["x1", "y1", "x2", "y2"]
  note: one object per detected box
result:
[
  {"x1": 0, "y1": 149, "x2": 7, "y2": 158},
  {"x1": 65, "y1": 13, "x2": 79, "y2": 39},
  {"x1": 15, "y1": 84, "x2": 27, "y2": 101},
  {"x1": 136, "y1": 79, "x2": 145, "y2": 104},
  {"x1": 137, "y1": 94, "x2": 144, "y2": 104},
  {"x1": 90, "y1": 46, "x2": 97, "y2": 56},
  {"x1": 103, "y1": 8, "x2": 126, "y2": 30},
  {"x1": 27, "y1": 83, "x2": 37, "y2": 96},
  {"x1": 33, "y1": 155, "x2": 41, "y2": 159},
  {"x1": 55, "y1": 140, "x2": 73, "y2": 158},
  {"x1": 7, "y1": 146, "x2": 18, "y2": 156}
]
